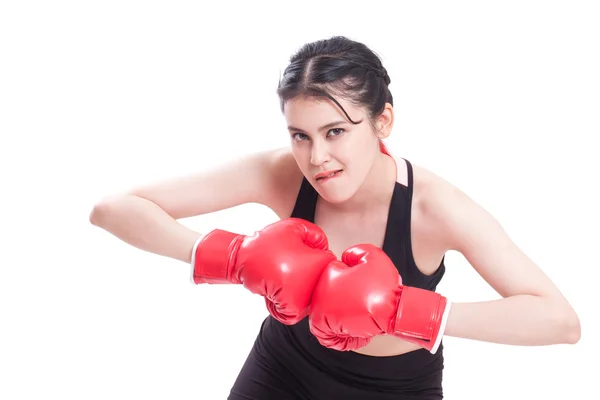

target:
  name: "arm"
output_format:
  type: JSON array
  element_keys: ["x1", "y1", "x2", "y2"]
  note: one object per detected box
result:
[
  {"x1": 424, "y1": 174, "x2": 581, "y2": 346},
  {"x1": 89, "y1": 194, "x2": 200, "y2": 263},
  {"x1": 89, "y1": 147, "x2": 299, "y2": 264}
]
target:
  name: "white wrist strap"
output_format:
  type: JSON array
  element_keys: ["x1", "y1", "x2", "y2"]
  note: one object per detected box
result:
[
  {"x1": 430, "y1": 300, "x2": 452, "y2": 354},
  {"x1": 189, "y1": 234, "x2": 205, "y2": 284}
]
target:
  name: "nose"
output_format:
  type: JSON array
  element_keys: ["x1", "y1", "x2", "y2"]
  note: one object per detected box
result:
[{"x1": 310, "y1": 139, "x2": 331, "y2": 166}]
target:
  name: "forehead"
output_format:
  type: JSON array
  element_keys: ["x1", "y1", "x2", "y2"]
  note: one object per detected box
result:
[{"x1": 283, "y1": 96, "x2": 363, "y2": 130}]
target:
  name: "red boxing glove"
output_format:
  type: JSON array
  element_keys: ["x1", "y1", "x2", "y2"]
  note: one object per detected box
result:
[
  {"x1": 190, "y1": 218, "x2": 336, "y2": 325},
  {"x1": 308, "y1": 244, "x2": 451, "y2": 353}
]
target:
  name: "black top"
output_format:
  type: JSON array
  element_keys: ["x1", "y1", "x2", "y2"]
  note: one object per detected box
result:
[
  {"x1": 289, "y1": 158, "x2": 445, "y2": 290},
  {"x1": 249, "y1": 158, "x2": 448, "y2": 395}
]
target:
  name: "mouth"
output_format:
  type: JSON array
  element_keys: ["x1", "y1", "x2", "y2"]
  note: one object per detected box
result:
[{"x1": 315, "y1": 169, "x2": 343, "y2": 181}]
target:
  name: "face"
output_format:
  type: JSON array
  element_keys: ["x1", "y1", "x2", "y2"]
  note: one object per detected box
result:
[{"x1": 284, "y1": 95, "x2": 391, "y2": 204}]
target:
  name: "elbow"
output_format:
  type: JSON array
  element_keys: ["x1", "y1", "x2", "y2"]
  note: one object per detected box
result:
[
  {"x1": 552, "y1": 303, "x2": 581, "y2": 345},
  {"x1": 89, "y1": 195, "x2": 127, "y2": 227},
  {"x1": 89, "y1": 202, "x2": 105, "y2": 226},
  {"x1": 562, "y1": 311, "x2": 581, "y2": 344},
  {"x1": 89, "y1": 203, "x2": 104, "y2": 226}
]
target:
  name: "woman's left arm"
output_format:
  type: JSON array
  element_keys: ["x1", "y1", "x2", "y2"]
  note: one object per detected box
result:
[{"x1": 426, "y1": 176, "x2": 581, "y2": 346}]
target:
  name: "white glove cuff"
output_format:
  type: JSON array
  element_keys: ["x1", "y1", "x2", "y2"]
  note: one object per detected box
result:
[
  {"x1": 430, "y1": 300, "x2": 452, "y2": 354},
  {"x1": 189, "y1": 234, "x2": 205, "y2": 285}
]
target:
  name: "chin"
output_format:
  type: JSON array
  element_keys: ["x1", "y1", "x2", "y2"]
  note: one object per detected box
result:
[
  {"x1": 312, "y1": 183, "x2": 357, "y2": 204},
  {"x1": 319, "y1": 193, "x2": 351, "y2": 204}
]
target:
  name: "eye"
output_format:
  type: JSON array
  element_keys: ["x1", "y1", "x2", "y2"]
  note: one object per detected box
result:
[
  {"x1": 291, "y1": 132, "x2": 309, "y2": 141},
  {"x1": 328, "y1": 128, "x2": 345, "y2": 137}
]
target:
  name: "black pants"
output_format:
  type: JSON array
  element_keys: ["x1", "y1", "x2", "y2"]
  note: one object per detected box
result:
[{"x1": 227, "y1": 317, "x2": 444, "y2": 400}]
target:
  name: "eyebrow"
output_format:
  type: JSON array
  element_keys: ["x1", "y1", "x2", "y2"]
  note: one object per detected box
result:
[{"x1": 287, "y1": 120, "x2": 347, "y2": 133}]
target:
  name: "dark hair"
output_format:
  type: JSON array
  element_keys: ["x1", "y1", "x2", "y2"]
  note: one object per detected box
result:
[{"x1": 277, "y1": 36, "x2": 393, "y2": 127}]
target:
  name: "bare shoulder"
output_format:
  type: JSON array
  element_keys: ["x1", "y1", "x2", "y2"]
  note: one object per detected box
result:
[
  {"x1": 405, "y1": 163, "x2": 454, "y2": 273},
  {"x1": 410, "y1": 163, "x2": 474, "y2": 252},
  {"x1": 115, "y1": 146, "x2": 303, "y2": 220},
  {"x1": 411, "y1": 163, "x2": 460, "y2": 213},
  {"x1": 408, "y1": 163, "x2": 446, "y2": 228},
  {"x1": 411, "y1": 161, "x2": 515, "y2": 256},
  {"x1": 409, "y1": 163, "x2": 576, "y2": 309},
  {"x1": 408, "y1": 162, "x2": 509, "y2": 275},
  {"x1": 263, "y1": 147, "x2": 305, "y2": 219}
]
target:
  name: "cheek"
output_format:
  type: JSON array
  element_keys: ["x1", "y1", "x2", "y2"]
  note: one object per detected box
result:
[
  {"x1": 291, "y1": 146, "x2": 313, "y2": 171},
  {"x1": 342, "y1": 130, "x2": 378, "y2": 161},
  {"x1": 343, "y1": 134, "x2": 379, "y2": 176}
]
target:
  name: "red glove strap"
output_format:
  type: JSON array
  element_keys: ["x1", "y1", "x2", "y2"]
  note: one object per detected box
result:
[
  {"x1": 192, "y1": 229, "x2": 243, "y2": 284},
  {"x1": 392, "y1": 286, "x2": 448, "y2": 352}
]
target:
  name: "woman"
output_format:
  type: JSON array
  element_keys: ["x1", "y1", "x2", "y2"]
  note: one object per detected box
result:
[{"x1": 90, "y1": 36, "x2": 581, "y2": 399}]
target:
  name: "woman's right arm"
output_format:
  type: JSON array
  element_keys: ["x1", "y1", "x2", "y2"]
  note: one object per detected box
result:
[{"x1": 89, "y1": 147, "x2": 300, "y2": 264}]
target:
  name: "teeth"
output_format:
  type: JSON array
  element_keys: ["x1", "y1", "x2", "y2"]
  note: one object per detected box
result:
[{"x1": 318, "y1": 171, "x2": 339, "y2": 180}]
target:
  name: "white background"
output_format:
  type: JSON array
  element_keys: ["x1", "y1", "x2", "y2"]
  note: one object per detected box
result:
[{"x1": 1, "y1": 1, "x2": 598, "y2": 399}]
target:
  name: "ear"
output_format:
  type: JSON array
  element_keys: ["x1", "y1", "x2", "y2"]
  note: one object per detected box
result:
[{"x1": 374, "y1": 103, "x2": 394, "y2": 139}]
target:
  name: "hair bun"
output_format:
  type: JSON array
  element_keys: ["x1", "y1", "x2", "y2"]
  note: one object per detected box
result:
[{"x1": 379, "y1": 67, "x2": 391, "y2": 86}]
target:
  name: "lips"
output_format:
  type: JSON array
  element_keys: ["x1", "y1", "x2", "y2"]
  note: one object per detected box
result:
[{"x1": 315, "y1": 169, "x2": 343, "y2": 181}]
